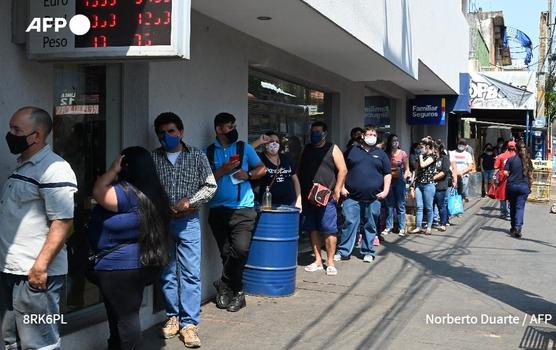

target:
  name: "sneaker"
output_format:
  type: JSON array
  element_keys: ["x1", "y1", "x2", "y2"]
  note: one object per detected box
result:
[
  {"x1": 161, "y1": 316, "x2": 180, "y2": 339},
  {"x1": 180, "y1": 324, "x2": 201, "y2": 348},
  {"x1": 333, "y1": 254, "x2": 350, "y2": 261},
  {"x1": 398, "y1": 229, "x2": 406, "y2": 237},
  {"x1": 381, "y1": 228, "x2": 392, "y2": 236},
  {"x1": 363, "y1": 255, "x2": 375, "y2": 263}
]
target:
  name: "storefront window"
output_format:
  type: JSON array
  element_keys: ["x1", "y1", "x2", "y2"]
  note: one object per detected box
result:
[
  {"x1": 53, "y1": 65, "x2": 109, "y2": 313},
  {"x1": 248, "y1": 70, "x2": 326, "y2": 167}
]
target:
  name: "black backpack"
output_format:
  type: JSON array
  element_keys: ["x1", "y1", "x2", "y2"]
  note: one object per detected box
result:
[{"x1": 206, "y1": 141, "x2": 245, "y2": 202}]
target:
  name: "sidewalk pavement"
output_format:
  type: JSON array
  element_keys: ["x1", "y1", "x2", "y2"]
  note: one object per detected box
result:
[{"x1": 143, "y1": 198, "x2": 556, "y2": 350}]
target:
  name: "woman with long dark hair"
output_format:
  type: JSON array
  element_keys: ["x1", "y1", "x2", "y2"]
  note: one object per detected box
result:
[
  {"x1": 88, "y1": 146, "x2": 171, "y2": 350},
  {"x1": 382, "y1": 134, "x2": 411, "y2": 236},
  {"x1": 432, "y1": 141, "x2": 452, "y2": 232},
  {"x1": 504, "y1": 141, "x2": 533, "y2": 238},
  {"x1": 410, "y1": 137, "x2": 437, "y2": 235}
]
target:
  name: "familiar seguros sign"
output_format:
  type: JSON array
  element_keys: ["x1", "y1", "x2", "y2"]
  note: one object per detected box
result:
[{"x1": 407, "y1": 96, "x2": 456, "y2": 125}]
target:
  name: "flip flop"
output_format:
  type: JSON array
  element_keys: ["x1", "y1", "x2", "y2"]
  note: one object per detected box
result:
[
  {"x1": 326, "y1": 266, "x2": 338, "y2": 276},
  {"x1": 304, "y1": 263, "x2": 324, "y2": 272}
]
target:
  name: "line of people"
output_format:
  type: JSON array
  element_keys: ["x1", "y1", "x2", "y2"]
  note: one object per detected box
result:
[{"x1": 0, "y1": 106, "x2": 534, "y2": 350}]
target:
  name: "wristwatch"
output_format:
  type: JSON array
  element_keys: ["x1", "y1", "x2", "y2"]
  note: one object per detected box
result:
[{"x1": 248, "y1": 171, "x2": 253, "y2": 179}]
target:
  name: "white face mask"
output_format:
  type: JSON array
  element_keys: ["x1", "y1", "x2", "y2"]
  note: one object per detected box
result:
[
  {"x1": 364, "y1": 135, "x2": 377, "y2": 146},
  {"x1": 458, "y1": 145, "x2": 466, "y2": 151},
  {"x1": 266, "y1": 141, "x2": 280, "y2": 155}
]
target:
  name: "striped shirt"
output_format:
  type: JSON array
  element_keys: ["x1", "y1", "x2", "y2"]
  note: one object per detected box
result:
[
  {"x1": 152, "y1": 143, "x2": 217, "y2": 208},
  {"x1": 0, "y1": 145, "x2": 77, "y2": 275}
]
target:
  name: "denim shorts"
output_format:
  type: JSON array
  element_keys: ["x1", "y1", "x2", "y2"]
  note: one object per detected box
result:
[
  {"x1": 302, "y1": 200, "x2": 338, "y2": 234},
  {"x1": 482, "y1": 169, "x2": 494, "y2": 180}
]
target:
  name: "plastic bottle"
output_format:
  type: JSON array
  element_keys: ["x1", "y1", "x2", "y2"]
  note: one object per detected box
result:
[{"x1": 262, "y1": 186, "x2": 272, "y2": 210}]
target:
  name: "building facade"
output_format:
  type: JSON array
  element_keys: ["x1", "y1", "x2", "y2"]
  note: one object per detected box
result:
[{"x1": 0, "y1": 1, "x2": 468, "y2": 347}]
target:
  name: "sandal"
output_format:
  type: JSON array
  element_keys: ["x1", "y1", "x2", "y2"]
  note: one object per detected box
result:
[
  {"x1": 425, "y1": 228, "x2": 432, "y2": 235},
  {"x1": 325, "y1": 266, "x2": 338, "y2": 276},
  {"x1": 409, "y1": 228, "x2": 422, "y2": 234},
  {"x1": 304, "y1": 263, "x2": 324, "y2": 272},
  {"x1": 437, "y1": 226, "x2": 447, "y2": 232}
]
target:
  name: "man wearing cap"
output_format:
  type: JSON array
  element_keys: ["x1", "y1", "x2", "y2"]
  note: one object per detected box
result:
[
  {"x1": 450, "y1": 139, "x2": 475, "y2": 203},
  {"x1": 494, "y1": 140, "x2": 516, "y2": 219}
]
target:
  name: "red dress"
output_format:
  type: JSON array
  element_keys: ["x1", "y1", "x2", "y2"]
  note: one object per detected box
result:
[{"x1": 493, "y1": 150, "x2": 516, "y2": 200}]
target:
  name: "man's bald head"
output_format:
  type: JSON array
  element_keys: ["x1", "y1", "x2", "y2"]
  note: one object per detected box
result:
[{"x1": 14, "y1": 107, "x2": 52, "y2": 135}]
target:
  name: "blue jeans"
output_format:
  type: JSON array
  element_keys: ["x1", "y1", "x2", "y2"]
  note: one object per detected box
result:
[
  {"x1": 458, "y1": 175, "x2": 469, "y2": 199},
  {"x1": 338, "y1": 198, "x2": 381, "y2": 257},
  {"x1": 434, "y1": 189, "x2": 448, "y2": 225},
  {"x1": 1, "y1": 273, "x2": 65, "y2": 350},
  {"x1": 161, "y1": 214, "x2": 201, "y2": 327},
  {"x1": 385, "y1": 179, "x2": 407, "y2": 231},
  {"x1": 415, "y1": 183, "x2": 436, "y2": 228},
  {"x1": 500, "y1": 200, "x2": 509, "y2": 217},
  {"x1": 506, "y1": 182, "x2": 530, "y2": 230}
]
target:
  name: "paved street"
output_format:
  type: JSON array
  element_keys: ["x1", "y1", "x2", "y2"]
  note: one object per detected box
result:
[{"x1": 144, "y1": 197, "x2": 556, "y2": 350}]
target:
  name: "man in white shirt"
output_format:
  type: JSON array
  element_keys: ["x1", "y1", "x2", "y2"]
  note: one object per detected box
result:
[{"x1": 450, "y1": 139, "x2": 474, "y2": 203}]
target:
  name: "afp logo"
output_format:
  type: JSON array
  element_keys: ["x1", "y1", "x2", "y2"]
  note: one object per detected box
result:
[{"x1": 26, "y1": 14, "x2": 91, "y2": 35}]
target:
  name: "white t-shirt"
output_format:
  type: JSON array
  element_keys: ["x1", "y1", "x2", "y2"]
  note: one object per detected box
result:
[
  {"x1": 450, "y1": 150, "x2": 473, "y2": 176},
  {"x1": 166, "y1": 151, "x2": 181, "y2": 166}
]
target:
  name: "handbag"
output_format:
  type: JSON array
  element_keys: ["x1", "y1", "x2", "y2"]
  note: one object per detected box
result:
[
  {"x1": 307, "y1": 183, "x2": 332, "y2": 207},
  {"x1": 487, "y1": 182, "x2": 497, "y2": 199},
  {"x1": 447, "y1": 188, "x2": 464, "y2": 216}
]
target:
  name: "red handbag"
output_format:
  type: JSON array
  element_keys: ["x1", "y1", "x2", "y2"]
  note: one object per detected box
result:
[
  {"x1": 307, "y1": 183, "x2": 332, "y2": 207},
  {"x1": 487, "y1": 182, "x2": 497, "y2": 199}
]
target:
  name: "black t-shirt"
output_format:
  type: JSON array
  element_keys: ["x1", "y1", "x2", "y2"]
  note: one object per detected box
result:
[
  {"x1": 434, "y1": 155, "x2": 452, "y2": 191},
  {"x1": 298, "y1": 143, "x2": 336, "y2": 198},
  {"x1": 480, "y1": 153, "x2": 496, "y2": 170},
  {"x1": 258, "y1": 153, "x2": 297, "y2": 205}
]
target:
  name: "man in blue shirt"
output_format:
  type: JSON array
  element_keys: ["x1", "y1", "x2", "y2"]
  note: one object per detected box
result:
[
  {"x1": 335, "y1": 126, "x2": 391, "y2": 262},
  {"x1": 206, "y1": 112, "x2": 266, "y2": 312}
]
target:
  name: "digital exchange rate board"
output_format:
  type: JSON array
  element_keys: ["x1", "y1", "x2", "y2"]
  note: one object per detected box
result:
[{"x1": 27, "y1": 0, "x2": 190, "y2": 60}]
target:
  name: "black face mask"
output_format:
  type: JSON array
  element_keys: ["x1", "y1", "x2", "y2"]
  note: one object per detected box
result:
[
  {"x1": 5, "y1": 131, "x2": 36, "y2": 155},
  {"x1": 224, "y1": 128, "x2": 239, "y2": 144}
]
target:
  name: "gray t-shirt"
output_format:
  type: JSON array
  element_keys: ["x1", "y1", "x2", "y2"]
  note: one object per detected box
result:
[{"x1": 0, "y1": 145, "x2": 77, "y2": 276}]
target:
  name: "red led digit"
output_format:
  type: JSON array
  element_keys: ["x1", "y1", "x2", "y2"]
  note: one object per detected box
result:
[
  {"x1": 154, "y1": 0, "x2": 162, "y2": 3},
  {"x1": 144, "y1": 11, "x2": 152, "y2": 26},
  {"x1": 144, "y1": 32, "x2": 152, "y2": 46},
  {"x1": 110, "y1": 0, "x2": 117, "y2": 5},
  {"x1": 154, "y1": 16, "x2": 161, "y2": 25},
  {"x1": 164, "y1": 10, "x2": 170, "y2": 25},
  {"x1": 100, "y1": 0, "x2": 107, "y2": 7},
  {"x1": 135, "y1": 0, "x2": 142, "y2": 4},
  {"x1": 110, "y1": 13, "x2": 117, "y2": 27},
  {"x1": 134, "y1": 33, "x2": 142, "y2": 46},
  {"x1": 91, "y1": 14, "x2": 98, "y2": 29},
  {"x1": 93, "y1": 35, "x2": 107, "y2": 48},
  {"x1": 100, "y1": 18, "x2": 107, "y2": 28},
  {"x1": 137, "y1": 13, "x2": 142, "y2": 25}
]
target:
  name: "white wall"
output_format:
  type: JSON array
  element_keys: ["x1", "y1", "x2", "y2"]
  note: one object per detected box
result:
[
  {"x1": 0, "y1": 1, "x2": 53, "y2": 181},
  {"x1": 302, "y1": 0, "x2": 468, "y2": 92}
]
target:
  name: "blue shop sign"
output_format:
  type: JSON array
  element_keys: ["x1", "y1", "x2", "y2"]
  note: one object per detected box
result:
[{"x1": 407, "y1": 96, "x2": 457, "y2": 125}]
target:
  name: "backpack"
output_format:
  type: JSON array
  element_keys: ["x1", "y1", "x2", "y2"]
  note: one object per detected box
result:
[{"x1": 207, "y1": 141, "x2": 245, "y2": 202}]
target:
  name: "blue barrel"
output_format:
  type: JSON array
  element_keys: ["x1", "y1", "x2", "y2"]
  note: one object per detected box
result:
[{"x1": 243, "y1": 206, "x2": 300, "y2": 297}]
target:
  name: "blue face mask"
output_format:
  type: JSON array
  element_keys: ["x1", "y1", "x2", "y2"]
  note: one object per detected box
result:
[
  {"x1": 310, "y1": 131, "x2": 325, "y2": 144},
  {"x1": 159, "y1": 132, "x2": 181, "y2": 151}
]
